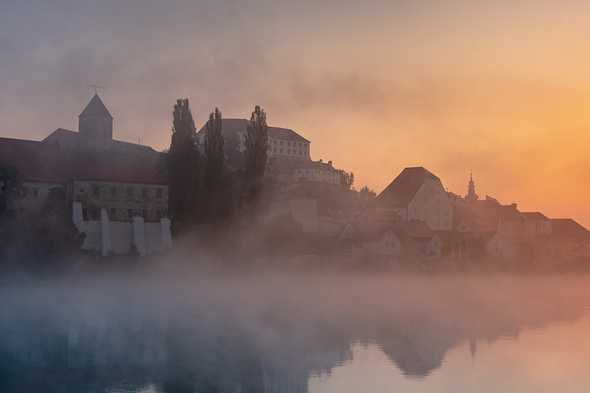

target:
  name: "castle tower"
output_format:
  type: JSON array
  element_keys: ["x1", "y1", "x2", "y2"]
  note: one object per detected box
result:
[
  {"x1": 79, "y1": 93, "x2": 113, "y2": 149},
  {"x1": 465, "y1": 172, "x2": 478, "y2": 202}
]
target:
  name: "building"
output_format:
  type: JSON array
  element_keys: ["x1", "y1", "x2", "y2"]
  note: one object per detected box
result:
[
  {"x1": 522, "y1": 212, "x2": 552, "y2": 239},
  {"x1": 196, "y1": 117, "x2": 346, "y2": 186},
  {"x1": 465, "y1": 173, "x2": 479, "y2": 202},
  {"x1": 0, "y1": 94, "x2": 171, "y2": 256},
  {"x1": 196, "y1": 118, "x2": 311, "y2": 167},
  {"x1": 376, "y1": 167, "x2": 453, "y2": 231}
]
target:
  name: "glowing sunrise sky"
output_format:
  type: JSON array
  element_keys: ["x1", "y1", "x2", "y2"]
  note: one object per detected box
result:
[{"x1": 2, "y1": 1, "x2": 590, "y2": 224}]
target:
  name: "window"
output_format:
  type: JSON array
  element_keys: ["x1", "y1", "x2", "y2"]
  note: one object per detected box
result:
[
  {"x1": 92, "y1": 185, "x2": 100, "y2": 198},
  {"x1": 32, "y1": 188, "x2": 39, "y2": 198},
  {"x1": 128, "y1": 209, "x2": 134, "y2": 219},
  {"x1": 142, "y1": 209, "x2": 148, "y2": 218},
  {"x1": 127, "y1": 187, "x2": 134, "y2": 198},
  {"x1": 142, "y1": 188, "x2": 148, "y2": 198},
  {"x1": 156, "y1": 188, "x2": 163, "y2": 199},
  {"x1": 110, "y1": 208, "x2": 116, "y2": 218},
  {"x1": 111, "y1": 186, "x2": 117, "y2": 198}
]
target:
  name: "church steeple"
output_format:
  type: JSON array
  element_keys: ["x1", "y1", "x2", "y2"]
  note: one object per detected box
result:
[
  {"x1": 79, "y1": 93, "x2": 113, "y2": 149},
  {"x1": 465, "y1": 172, "x2": 478, "y2": 202}
]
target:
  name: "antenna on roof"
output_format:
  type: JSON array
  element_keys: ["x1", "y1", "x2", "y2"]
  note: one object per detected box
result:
[{"x1": 88, "y1": 84, "x2": 105, "y2": 94}]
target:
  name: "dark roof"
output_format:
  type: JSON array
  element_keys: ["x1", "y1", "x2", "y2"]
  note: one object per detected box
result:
[
  {"x1": 376, "y1": 167, "x2": 441, "y2": 208},
  {"x1": 197, "y1": 118, "x2": 310, "y2": 143},
  {"x1": 550, "y1": 219, "x2": 589, "y2": 240},
  {"x1": 79, "y1": 94, "x2": 113, "y2": 119},
  {"x1": 521, "y1": 212, "x2": 548, "y2": 221},
  {"x1": 0, "y1": 136, "x2": 166, "y2": 185},
  {"x1": 43, "y1": 128, "x2": 157, "y2": 155},
  {"x1": 498, "y1": 205, "x2": 523, "y2": 222}
]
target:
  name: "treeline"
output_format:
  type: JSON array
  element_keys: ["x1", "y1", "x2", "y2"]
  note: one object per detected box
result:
[{"x1": 166, "y1": 99, "x2": 269, "y2": 235}]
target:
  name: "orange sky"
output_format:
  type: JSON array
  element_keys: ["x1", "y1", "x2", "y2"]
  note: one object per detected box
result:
[{"x1": 2, "y1": 0, "x2": 590, "y2": 225}]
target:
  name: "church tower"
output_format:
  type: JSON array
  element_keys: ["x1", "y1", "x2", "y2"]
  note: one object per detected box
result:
[
  {"x1": 465, "y1": 173, "x2": 479, "y2": 202},
  {"x1": 79, "y1": 93, "x2": 113, "y2": 149}
]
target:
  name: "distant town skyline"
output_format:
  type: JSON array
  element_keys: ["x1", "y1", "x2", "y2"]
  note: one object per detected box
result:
[{"x1": 2, "y1": 1, "x2": 590, "y2": 225}]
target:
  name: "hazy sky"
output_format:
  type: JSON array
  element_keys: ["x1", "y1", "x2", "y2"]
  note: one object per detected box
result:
[{"x1": 2, "y1": 1, "x2": 590, "y2": 224}]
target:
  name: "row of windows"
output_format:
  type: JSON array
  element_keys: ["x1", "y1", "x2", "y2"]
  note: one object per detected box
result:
[
  {"x1": 270, "y1": 147, "x2": 308, "y2": 156},
  {"x1": 83, "y1": 207, "x2": 168, "y2": 222},
  {"x1": 20, "y1": 186, "x2": 40, "y2": 198},
  {"x1": 270, "y1": 139, "x2": 308, "y2": 148},
  {"x1": 86, "y1": 185, "x2": 166, "y2": 200}
]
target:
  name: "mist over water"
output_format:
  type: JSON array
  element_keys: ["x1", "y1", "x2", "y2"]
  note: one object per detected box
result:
[{"x1": 2, "y1": 269, "x2": 590, "y2": 393}]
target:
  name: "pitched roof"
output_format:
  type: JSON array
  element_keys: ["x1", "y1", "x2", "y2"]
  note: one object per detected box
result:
[
  {"x1": 79, "y1": 94, "x2": 113, "y2": 119},
  {"x1": 376, "y1": 167, "x2": 441, "y2": 208},
  {"x1": 498, "y1": 205, "x2": 523, "y2": 222},
  {"x1": 521, "y1": 212, "x2": 548, "y2": 220},
  {"x1": 197, "y1": 118, "x2": 310, "y2": 143},
  {"x1": 43, "y1": 128, "x2": 157, "y2": 155},
  {"x1": 550, "y1": 219, "x2": 589, "y2": 240},
  {"x1": 0, "y1": 136, "x2": 166, "y2": 185}
]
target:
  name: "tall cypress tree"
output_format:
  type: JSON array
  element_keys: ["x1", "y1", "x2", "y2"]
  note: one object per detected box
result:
[
  {"x1": 168, "y1": 98, "x2": 199, "y2": 232},
  {"x1": 204, "y1": 108, "x2": 224, "y2": 191},
  {"x1": 204, "y1": 108, "x2": 225, "y2": 220},
  {"x1": 244, "y1": 105, "x2": 268, "y2": 200}
]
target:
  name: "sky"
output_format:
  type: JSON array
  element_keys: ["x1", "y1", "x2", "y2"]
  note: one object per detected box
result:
[{"x1": 1, "y1": 0, "x2": 590, "y2": 224}]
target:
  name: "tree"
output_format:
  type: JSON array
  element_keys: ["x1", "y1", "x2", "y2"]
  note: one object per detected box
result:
[
  {"x1": 204, "y1": 108, "x2": 224, "y2": 191},
  {"x1": 340, "y1": 171, "x2": 354, "y2": 190},
  {"x1": 244, "y1": 105, "x2": 268, "y2": 200},
  {"x1": 0, "y1": 165, "x2": 18, "y2": 218},
  {"x1": 203, "y1": 108, "x2": 226, "y2": 220},
  {"x1": 167, "y1": 99, "x2": 200, "y2": 232},
  {"x1": 31, "y1": 187, "x2": 84, "y2": 260}
]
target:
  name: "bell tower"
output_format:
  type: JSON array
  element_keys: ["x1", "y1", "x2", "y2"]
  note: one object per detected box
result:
[
  {"x1": 79, "y1": 93, "x2": 113, "y2": 149},
  {"x1": 465, "y1": 172, "x2": 479, "y2": 202}
]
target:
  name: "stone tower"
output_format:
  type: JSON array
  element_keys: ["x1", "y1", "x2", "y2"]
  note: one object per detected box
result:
[
  {"x1": 79, "y1": 94, "x2": 113, "y2": 149},
  {"x1": 465, "y1": 172, "x2": 479, "y2": 202}
]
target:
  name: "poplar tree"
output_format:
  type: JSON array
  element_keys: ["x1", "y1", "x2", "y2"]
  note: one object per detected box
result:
[
  {"x1": 168, "y1": 98, "x2": 199, "y2": 231},
  {"x1": 244, "y1": 105, "x2": 268, "y2": 200},
  {"x1": 204, "y1": 108, "x2": 225, "y2": 219},
  {"x1": 204, "y1": 108, "x2": 224, "y2": 191}
]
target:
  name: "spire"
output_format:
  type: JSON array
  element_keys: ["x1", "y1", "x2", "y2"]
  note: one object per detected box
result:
[
  {"x1": 79, "y1": 93, "x2": 113, "y2": 120},
  {"x1": 465, "y1": 172, "x2": 478, "y2": 202},
  {"x1": 78, "y1": 93, "x2": 114, "y2": 146}
]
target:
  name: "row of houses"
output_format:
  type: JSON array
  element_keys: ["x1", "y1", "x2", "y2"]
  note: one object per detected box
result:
[{"x1": 348, "y1": 167, "x2": 590, "y2": 262}]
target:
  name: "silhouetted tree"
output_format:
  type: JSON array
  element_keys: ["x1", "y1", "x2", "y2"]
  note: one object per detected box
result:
[
  {"x1": 244, "y1": 105, "x2": 268, "y2": 201},
  {"x1": 168, "y1": 99, "x2": 200, "y2": 232},
  {"x1": 31, "y1": 187, "x2": 83, "y2": 261},
  {"x1": 203, "y1": 108, "x2": 225, "y2": 220},
  {"x1": 0, "y1": 165, "x2": 18, "y2": 217},
  {"x1": 340, "y1": 171, "x2": 354, "y2": 190}
]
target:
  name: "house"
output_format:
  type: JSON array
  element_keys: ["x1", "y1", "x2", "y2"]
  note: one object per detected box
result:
[
  {"x1": 0, "y1": 94, "x2": 171, "y2": 256},
  {"x1": 376, "y1": 167, "x2": 453, "y2": 231},
  {"x1": 521, "y1": 212, "x2": 552, "y2": 239},
  {"x1": 546, "y1": 218, "x2": 590, "y2": 259}
]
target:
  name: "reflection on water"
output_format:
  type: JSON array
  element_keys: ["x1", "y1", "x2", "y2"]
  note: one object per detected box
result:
[{"x1": 1, "y1": 274, "x2": 590, "y2": 393}]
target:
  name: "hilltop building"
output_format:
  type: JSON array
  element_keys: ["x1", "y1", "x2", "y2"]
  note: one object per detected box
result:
[
  {"x1": 376, "y1": 167, "x2": 453, "y2": 231},
  {"x1": 196, "y1": 118, "x2": 344, "y2": 186},
  {"x1": 0, "y1": 94, "x2": 171, "y2": 256}
]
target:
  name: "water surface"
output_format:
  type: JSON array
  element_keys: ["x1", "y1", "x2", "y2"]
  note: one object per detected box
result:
[{"x1": 1, "y1": 274, "x2": 589, "y2": 392}]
